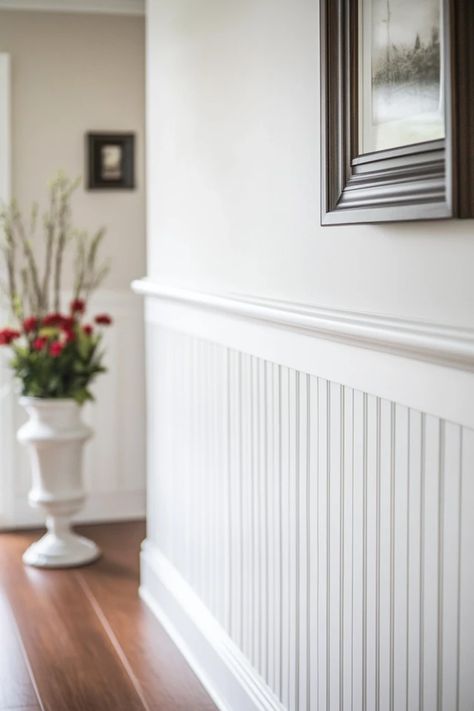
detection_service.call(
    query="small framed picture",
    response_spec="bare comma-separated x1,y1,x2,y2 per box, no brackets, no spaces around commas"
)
86,132,135,190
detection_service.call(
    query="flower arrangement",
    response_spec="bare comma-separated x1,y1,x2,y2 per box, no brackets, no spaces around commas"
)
0,174,112,404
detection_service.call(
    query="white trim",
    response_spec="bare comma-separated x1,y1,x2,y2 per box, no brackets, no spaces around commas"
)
132,279,474,372
0,0,144,15
134,279,474,429
140,541,285,711
0,54,10,204
0,54,14,528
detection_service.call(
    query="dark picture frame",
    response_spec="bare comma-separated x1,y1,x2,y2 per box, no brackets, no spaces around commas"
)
87,133,135,190
320,0,474,224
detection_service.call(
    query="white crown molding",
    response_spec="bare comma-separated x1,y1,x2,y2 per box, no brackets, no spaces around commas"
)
0,0,144,16
132,278,474,372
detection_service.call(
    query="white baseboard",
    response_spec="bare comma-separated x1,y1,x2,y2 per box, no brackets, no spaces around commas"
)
3,490,145,529
140,540,285,711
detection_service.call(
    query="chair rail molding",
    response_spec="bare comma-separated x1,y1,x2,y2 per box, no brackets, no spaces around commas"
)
132,278,474,429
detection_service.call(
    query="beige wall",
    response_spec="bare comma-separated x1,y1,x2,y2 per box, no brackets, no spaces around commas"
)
146,0,474,328
0,9,145,290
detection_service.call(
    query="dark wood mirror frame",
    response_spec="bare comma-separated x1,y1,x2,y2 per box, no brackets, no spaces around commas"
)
320,0,474,225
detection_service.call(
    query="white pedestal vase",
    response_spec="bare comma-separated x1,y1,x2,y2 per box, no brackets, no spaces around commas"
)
17,397,100,568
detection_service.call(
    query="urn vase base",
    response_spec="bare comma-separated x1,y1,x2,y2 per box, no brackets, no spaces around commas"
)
18,397,97,569
22,531,101,569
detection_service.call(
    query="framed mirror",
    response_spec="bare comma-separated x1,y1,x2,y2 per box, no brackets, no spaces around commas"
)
320,0,474,224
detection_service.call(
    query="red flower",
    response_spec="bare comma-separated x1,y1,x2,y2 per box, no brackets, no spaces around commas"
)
0,328,20,345
49,341,64,357
70,299,85,315
42,312,63,327
23,316,38,333
83,324,93,336
94,313,112,326
33,337,47,351
63,328,75,344
60,316,75,331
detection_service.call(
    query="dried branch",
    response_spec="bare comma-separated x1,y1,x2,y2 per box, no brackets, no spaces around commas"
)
0,173,108,322
41,183,58,313
13,205,42,313
73,227,109,302
0,206,17,312
53,175,80,311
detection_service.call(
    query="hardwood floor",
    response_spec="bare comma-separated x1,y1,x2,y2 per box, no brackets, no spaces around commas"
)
0,522,217,711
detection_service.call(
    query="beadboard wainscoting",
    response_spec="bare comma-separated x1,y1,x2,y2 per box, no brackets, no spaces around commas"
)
136,280,474,711
0,289,146,529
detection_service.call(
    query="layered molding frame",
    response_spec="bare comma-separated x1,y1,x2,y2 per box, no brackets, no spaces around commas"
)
320,0,474,224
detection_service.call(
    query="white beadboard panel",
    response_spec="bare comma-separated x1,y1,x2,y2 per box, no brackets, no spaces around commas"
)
0,289,146,529
142,322,474,711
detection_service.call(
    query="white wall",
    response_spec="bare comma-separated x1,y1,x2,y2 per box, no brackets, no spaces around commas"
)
0,10,146,527
142,1,474,710
146,0,474,328
0,8,146,290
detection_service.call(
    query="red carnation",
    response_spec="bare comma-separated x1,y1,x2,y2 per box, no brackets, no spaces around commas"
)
94,313,112,326
70,298,85,315
33,337,47,351
23,316,38,333
83,324,93,336
0,328,20,345
42,312,62,327
49,341,64,358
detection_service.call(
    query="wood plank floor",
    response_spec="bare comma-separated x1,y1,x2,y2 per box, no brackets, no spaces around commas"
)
0,521,217,711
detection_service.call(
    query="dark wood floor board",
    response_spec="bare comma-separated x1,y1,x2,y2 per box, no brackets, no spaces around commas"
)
0,591,41,710
0,531,145,711
76,523,218,711
0,522,217,711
